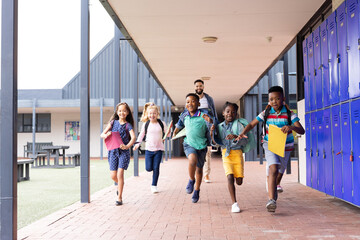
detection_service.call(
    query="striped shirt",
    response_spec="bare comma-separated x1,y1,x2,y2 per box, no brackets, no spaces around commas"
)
256,105,300,151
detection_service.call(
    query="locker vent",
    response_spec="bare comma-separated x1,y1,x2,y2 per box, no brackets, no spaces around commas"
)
354,109,360,118
315,35,320,44
309,41,313,48
333,114,338,122
339,12,345,23
343,112,348,120
321,29,327,38
349,3,356,13
329,21,335,31
325,116,330,124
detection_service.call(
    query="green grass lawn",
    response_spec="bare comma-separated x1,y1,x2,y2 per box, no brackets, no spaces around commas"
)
18,158,145,229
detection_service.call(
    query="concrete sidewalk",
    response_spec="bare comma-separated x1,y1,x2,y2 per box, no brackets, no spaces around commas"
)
18,157,360,240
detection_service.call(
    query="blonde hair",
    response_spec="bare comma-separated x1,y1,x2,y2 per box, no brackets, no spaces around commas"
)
140,102,160,122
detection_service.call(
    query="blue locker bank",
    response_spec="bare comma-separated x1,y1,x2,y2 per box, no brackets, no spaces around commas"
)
303,0,360,207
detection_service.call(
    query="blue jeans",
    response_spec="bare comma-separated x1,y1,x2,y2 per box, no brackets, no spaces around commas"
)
145,150,163,186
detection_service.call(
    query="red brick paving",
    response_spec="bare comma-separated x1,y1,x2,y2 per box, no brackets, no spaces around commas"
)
18,157,360,240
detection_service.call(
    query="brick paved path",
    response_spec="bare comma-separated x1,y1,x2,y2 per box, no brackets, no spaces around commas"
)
18,157,360,240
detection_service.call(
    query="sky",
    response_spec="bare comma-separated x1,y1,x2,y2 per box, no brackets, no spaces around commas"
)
4,0,114,89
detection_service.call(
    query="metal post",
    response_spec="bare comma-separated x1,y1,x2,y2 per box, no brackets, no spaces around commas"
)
159,89,164,161
257,83,264,164
146,72,150,103
32,98,36,158
80,0,90,203
133,57,139,176
283,52,291,174
164,96,168,161
168,100,172,159
154,83,158,106
114,25,121,107
1,0,18,238
100,97,104,160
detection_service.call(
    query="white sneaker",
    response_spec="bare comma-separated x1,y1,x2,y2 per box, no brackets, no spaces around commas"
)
231,202,241,213
151,186,158,193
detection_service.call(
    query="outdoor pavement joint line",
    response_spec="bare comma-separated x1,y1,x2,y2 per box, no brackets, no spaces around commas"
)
47,207,83,226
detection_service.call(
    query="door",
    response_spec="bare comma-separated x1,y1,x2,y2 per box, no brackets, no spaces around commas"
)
317,110,325,192
328,11,340,105
320,20,331,107
308,33,316,111
305,114,312,187
323,108,333,195
303,39,310,112
314,27,322,110
311,112,318,189
351,99,360,205
341,103,352,202
332,105,342,198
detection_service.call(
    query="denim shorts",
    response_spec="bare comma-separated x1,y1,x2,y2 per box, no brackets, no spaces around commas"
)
183,142,207,168
263,142,291,176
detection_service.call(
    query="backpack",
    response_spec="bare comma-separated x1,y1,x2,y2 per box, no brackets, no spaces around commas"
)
262,105,292,138
144,119,164,141
217,118,256,153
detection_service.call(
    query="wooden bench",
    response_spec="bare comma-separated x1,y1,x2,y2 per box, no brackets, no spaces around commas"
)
23,142,53,158
32,153,47,167
17,159,34,182
66,153,80,166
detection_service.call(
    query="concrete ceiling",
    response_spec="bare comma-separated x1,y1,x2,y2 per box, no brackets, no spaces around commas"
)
104,0,326,111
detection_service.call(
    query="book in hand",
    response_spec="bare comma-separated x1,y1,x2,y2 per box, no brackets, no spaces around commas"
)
268,124,287,157
105,132,124,150
163,120,173,140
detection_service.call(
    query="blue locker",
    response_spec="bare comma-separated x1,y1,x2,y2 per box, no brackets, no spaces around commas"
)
320,20,331,107
305,114,312,186
311,112,318,189
328,11,340,105
303,39,310,113
351,99,360,205
347,0,360,99
337,2,349,102
332,105,342,198
314,27,323,110
323,109,333,195
316,110,325,192
308,33,316,111
341,103,352,202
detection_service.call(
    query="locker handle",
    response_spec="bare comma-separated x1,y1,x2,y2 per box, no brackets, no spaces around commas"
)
346,46,350,52
323,150,326,159
337,54,341,63
316,150,319,157
314,69,317,76
350,151,354,162
336,151,342,155
310,148,313,157
358,39,360,50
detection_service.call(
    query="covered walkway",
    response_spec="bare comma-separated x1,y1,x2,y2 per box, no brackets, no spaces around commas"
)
18,157,360,240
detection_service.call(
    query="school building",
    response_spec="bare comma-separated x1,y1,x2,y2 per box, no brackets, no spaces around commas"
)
2,0,360,238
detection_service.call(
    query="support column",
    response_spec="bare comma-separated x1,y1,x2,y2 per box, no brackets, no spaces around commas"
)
133,57,139,176
257,84,264,164
146,72,150,103
168,100,172,159
164,96,168,161
80,0,90,203
114,25,121,107
283,52,291,174
32,98,36,158
100,97,104,160
1,0,18,238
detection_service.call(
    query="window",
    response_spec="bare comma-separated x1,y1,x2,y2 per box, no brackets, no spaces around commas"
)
17,113,51,133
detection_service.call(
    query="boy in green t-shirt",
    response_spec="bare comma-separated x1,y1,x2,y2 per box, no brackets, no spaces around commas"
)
173,93,213,203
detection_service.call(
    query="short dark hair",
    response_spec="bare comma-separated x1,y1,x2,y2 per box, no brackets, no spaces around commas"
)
194,79,204,85
185,93,199,101
268,86,284,95
222,101,239,113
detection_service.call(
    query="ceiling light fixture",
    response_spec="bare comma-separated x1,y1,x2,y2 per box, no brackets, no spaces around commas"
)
202,36,218,43
201,77,211,81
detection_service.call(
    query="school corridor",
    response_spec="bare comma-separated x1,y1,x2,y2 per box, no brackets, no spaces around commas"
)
18,157,360,240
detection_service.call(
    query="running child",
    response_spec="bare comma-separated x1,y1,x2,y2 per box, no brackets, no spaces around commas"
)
210,102,255,213
101,102,136,206
133,102,169,194
173,93,213,203
237,86,305,212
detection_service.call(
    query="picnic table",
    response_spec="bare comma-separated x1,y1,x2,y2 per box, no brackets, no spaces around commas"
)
42,145,70,167
17,158,34,182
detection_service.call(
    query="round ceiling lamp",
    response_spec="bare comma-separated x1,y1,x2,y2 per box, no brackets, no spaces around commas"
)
202,36,218,43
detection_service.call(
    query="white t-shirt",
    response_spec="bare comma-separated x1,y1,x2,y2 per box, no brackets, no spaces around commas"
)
199,96,209,110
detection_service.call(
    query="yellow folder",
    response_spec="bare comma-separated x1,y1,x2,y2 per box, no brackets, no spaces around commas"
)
268,124,287,157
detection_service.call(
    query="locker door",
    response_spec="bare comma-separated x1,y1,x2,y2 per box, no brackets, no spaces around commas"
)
341,103,352,202
305,114,312,187
303,39,310,112
314,27,322,110
337,2,349,102
321,20,331,107
311,112,318,189
308,33,316,111
328,11,340,105
332,105,342,198
323,109,333,195
347,0,360,99
317,111,325,192
351,99,360,205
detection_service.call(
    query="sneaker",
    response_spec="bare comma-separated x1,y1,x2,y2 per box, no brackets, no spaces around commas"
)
204,175,211,183
266,199,277,212
231,202,241,213
151,186,158,193
192,190,200,203
115,200,123,206
277,185,283,193
186,179,195,194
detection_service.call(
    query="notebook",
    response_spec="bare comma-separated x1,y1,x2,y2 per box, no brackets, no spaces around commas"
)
268,124,287,157
104,132,124,150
